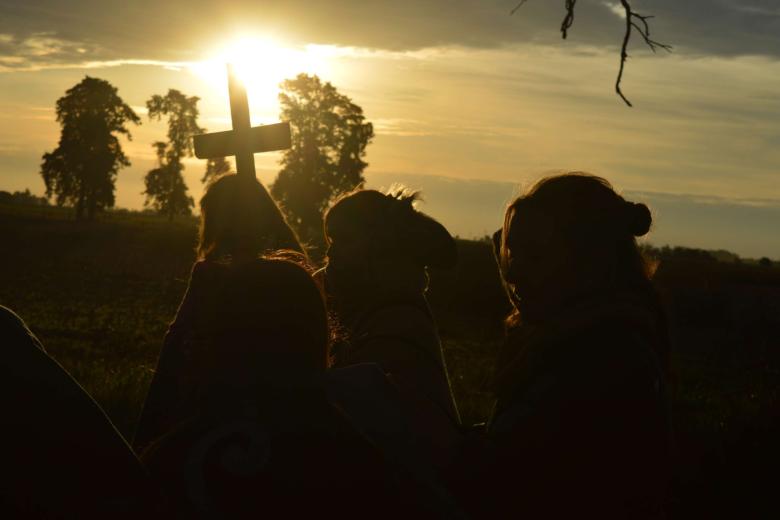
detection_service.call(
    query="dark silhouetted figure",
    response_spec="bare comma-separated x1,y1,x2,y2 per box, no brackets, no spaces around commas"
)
456,173,672,518
0,305,162,518
134,173,303,451
323,188,462,471
138,259,409,518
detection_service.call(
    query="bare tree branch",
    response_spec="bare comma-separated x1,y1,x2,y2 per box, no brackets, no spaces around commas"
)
511,0,672,106
509,0,528,16
560,0,577,39
615,0,672,106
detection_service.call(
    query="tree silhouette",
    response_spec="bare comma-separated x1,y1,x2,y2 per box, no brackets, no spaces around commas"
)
143,141,194,219
143,90,203,220
201,156,233,184
271,74,374,246
0,189,49,207
40,76,140,219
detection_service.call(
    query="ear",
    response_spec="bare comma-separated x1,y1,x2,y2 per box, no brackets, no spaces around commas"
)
407,212,457,269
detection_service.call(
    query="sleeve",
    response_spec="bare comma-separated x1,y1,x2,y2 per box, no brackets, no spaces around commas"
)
133,261,211,450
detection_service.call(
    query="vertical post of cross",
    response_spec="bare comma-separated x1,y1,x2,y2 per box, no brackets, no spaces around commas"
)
227,63,256,178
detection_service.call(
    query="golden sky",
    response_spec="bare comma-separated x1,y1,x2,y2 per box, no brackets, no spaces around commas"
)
1,0,779,257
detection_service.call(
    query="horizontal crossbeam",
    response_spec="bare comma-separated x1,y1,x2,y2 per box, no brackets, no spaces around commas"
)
193,122,291,160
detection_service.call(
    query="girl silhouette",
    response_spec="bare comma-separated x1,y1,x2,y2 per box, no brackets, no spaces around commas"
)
133,174,304,451
139,258,409,518
463,173,671,518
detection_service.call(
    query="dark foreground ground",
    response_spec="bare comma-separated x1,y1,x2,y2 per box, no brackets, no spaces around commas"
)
1,203,778,517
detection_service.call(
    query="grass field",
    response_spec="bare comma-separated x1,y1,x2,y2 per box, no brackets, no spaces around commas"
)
1,202,778,515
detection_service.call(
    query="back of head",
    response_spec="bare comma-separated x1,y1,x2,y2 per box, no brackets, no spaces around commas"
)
497,173,656,321
198,174,303,261
324,188,457,304
194,257,329,393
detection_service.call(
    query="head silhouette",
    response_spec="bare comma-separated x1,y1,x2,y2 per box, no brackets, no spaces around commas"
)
197,174,302,261
496,173,654,325
191,257,329,395
323,187,456,307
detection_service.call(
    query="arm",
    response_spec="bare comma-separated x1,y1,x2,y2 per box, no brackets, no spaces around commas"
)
133,261,212,450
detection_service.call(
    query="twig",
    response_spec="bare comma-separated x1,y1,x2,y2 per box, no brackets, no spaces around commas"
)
561,0,577,39
510,0,528,15
615,0,672,106
511,0,672,106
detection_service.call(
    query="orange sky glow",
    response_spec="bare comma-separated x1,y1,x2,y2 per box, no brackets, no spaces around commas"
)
1,2,779,257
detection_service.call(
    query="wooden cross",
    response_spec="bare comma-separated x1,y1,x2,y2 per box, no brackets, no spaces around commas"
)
193,63,291,177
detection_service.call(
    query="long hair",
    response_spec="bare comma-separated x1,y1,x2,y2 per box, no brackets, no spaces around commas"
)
191,257,331,396
497,173,670,373
197,174,304,261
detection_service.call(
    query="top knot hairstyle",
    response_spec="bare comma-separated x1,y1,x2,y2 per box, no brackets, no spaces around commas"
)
324,187,457,270
625,201,652,237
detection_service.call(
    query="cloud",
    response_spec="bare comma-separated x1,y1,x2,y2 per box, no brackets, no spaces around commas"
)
602,2,626,19
364,171,780,258
0,29,190,71
0,32,105,71
0,0,778,69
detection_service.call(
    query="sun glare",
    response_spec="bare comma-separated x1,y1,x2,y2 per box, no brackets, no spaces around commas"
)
190,35,333,124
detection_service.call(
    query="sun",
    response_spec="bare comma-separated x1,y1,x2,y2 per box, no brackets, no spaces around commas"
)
190,35,332,123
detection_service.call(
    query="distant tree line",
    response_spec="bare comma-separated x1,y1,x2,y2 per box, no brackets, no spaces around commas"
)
38,74,373,243
642,245,775,269
0,189,49,207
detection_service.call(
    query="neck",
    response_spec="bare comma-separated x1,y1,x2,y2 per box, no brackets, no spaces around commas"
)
333,285,426,331
518,284,621,327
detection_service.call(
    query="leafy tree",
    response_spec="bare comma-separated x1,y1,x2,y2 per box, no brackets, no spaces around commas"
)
143,141,194,219
143,89,203,220
201,156,233,184
271,74,374,244
0,189,49,207
40,76,140,219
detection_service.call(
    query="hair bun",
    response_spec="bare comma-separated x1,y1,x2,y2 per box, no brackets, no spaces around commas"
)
626,202,652,237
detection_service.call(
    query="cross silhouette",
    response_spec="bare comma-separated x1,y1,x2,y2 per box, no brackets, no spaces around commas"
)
193,64,291,178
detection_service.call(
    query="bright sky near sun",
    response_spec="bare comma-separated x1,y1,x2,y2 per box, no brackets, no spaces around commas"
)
1,0,779,257
189,36,333,120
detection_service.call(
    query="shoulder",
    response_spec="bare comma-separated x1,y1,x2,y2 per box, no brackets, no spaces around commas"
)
0,305,45,353
185,260,230,295
166,261,228,334
493,319,663,426
190,259,228,280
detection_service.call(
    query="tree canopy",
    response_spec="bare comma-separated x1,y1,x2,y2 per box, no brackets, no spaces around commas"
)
271,74,374,245
40,76,140,219
143,89,203,220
